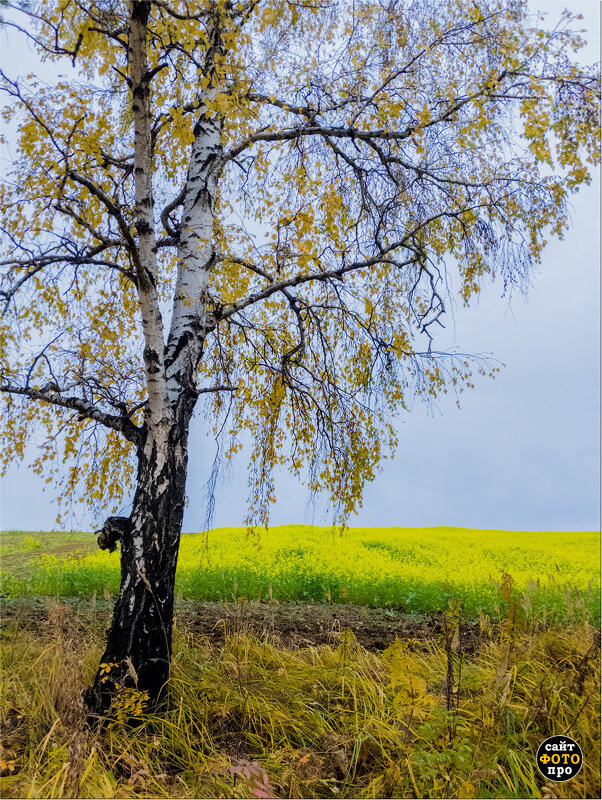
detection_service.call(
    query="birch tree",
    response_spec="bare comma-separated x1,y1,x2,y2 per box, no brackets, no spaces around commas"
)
1,0,598,714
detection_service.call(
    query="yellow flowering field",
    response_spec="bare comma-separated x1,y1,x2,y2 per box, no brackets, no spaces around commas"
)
1,526,598,623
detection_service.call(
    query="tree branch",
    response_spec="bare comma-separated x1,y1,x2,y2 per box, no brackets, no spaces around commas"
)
216,253,417,324
0,384,141,443
160,187,186,238
194,384,239,396
66,171,139,262
223,73,510,165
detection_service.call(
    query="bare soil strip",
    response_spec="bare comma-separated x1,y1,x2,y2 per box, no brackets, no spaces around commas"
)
0,598,484,652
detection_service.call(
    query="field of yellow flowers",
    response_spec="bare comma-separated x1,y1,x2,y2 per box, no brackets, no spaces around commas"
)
1,526,599,623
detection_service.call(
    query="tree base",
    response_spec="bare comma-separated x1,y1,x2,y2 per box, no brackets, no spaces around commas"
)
83,656,169,725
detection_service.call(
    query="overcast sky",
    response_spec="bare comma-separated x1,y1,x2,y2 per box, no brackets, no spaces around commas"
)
0,1,599,533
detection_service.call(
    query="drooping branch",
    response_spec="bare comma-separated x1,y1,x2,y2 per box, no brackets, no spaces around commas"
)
54,202,127,249
216,252,417,325
279,291,307,370
223,76,509,166
66,171,138,261
246,91,316,119
0,383,141,443
0,7,84,63
0,244,136,313
0,263,44,313
150,0,211,22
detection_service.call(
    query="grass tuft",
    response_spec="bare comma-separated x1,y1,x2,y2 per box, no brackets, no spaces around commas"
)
1,601,599,799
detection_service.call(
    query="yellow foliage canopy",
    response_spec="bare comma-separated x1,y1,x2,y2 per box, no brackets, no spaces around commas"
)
0,0,599,525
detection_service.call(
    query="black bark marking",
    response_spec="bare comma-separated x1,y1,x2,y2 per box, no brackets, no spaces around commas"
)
130,0,151,23
136,219,152,235
204,250,217,273
143,346,161,373
164,328,196,369
193,187,211,209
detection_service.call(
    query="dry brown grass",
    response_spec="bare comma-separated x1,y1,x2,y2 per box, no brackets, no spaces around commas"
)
1,600,599,799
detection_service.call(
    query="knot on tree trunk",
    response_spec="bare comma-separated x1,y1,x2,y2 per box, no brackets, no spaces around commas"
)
95,515,132,553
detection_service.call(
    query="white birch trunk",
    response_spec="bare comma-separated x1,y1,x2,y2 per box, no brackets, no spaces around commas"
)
86,6,225,716
165,108,222,405
128,0,171,431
